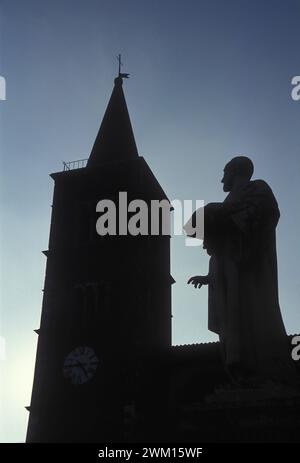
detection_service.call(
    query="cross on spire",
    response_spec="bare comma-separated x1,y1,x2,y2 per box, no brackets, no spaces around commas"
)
117,53,122,76
117,54,130,79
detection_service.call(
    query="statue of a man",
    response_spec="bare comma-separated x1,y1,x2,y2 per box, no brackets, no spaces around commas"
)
186,156,297,383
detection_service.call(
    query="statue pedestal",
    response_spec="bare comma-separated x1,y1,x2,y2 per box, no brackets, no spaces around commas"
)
176,382,300,442
204,380,300,405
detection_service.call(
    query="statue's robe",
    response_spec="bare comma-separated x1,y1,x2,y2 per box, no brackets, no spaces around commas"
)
190,180,297,382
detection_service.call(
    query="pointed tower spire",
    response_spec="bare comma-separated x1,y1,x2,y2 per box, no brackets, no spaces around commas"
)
87,64,138,167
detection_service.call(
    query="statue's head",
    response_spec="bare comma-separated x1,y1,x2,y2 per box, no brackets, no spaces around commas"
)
221,156,254,192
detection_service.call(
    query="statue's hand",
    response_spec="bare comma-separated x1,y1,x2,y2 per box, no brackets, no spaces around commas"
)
187,275,209,288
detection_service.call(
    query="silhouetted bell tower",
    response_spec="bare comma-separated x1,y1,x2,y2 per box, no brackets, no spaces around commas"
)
26,72,173,442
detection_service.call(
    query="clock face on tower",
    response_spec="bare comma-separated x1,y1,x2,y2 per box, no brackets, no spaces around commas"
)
63,346,99,385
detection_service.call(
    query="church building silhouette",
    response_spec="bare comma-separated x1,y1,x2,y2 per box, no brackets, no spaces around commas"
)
26,72,300,443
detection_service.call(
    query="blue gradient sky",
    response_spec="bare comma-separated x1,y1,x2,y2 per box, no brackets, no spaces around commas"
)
1,0,299,442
